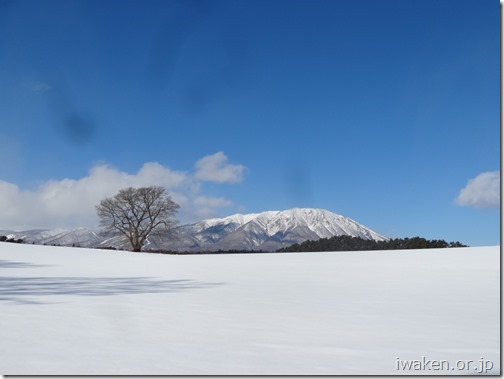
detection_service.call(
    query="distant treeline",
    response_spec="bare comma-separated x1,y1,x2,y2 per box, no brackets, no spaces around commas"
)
88,247,269,254
144,249,268,255
0,236,24,244
276,235,468,253
0,234,468,254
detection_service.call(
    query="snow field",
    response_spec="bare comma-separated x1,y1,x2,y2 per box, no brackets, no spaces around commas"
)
0,243,499,375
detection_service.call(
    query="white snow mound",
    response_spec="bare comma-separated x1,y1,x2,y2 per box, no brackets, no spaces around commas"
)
0,243,499,375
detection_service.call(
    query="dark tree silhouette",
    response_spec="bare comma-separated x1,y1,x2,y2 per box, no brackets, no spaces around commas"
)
276,235,468,252
96,186,179,252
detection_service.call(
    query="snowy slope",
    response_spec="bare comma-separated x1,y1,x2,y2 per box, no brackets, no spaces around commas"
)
0,243,499,375
0,228,102,247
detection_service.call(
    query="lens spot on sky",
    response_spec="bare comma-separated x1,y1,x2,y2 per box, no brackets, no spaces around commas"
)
63,112,95,145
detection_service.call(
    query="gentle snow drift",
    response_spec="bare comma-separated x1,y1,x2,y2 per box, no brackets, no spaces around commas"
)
0,243,499,375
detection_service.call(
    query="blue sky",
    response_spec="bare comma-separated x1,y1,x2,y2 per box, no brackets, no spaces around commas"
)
0,0,500,246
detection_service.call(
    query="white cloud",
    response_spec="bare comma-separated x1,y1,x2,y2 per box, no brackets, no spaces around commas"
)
190,196,233,221
194,196,232,208
0,154,246,230
194,151,246,183
455,171,500,209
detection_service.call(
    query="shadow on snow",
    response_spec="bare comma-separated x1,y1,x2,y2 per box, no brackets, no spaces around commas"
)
0,275,224,304
0,259,47,269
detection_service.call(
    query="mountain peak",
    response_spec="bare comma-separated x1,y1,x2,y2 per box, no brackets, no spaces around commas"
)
5,208,387,252
170,208,387,251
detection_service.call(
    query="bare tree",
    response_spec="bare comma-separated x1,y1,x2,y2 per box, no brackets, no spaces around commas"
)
96,186,179,252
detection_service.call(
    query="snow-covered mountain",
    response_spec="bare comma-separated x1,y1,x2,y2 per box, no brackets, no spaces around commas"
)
1,208,387,252
170,208,387,251
0,228,102,248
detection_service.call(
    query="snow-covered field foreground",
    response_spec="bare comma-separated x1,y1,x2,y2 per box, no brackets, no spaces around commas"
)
0,243,499,375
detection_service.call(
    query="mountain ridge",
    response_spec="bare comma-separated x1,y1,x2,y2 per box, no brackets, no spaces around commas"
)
1,208,387,252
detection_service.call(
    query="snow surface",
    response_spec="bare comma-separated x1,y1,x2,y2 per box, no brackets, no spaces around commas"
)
0,243,499,375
